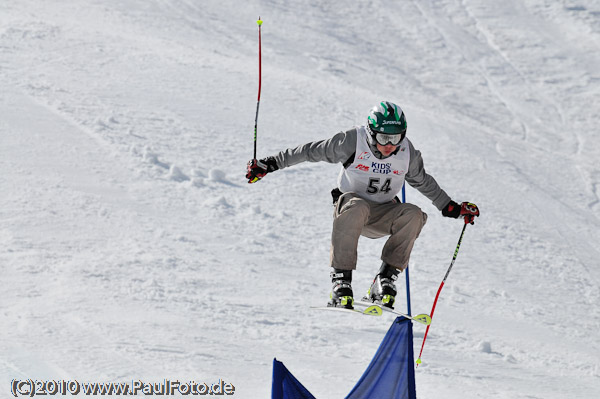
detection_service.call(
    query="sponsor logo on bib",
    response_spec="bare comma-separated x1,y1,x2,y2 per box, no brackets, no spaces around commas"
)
371,162,392,174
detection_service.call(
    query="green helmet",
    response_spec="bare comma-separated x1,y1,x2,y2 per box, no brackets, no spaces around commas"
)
367,101,407,145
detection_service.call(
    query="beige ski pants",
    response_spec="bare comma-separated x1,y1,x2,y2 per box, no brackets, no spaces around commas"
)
330,192,427,271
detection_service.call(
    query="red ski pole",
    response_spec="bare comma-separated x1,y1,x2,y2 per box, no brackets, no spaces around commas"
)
253,17,263,161
416,220,468,367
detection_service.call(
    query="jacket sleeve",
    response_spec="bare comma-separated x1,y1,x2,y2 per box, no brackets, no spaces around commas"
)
273,129,357,170
405,140,452,210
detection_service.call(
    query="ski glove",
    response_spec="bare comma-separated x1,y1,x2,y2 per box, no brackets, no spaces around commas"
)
442,200,480,225
246,157,279,183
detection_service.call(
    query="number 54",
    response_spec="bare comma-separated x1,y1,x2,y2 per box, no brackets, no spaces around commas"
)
367,178,392,194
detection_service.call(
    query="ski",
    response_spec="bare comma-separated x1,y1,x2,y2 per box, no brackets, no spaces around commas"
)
311,302,431,325
354,300,432,325
311,304,383,316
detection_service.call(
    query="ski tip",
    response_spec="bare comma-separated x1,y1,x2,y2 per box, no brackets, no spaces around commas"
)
414,314,432,325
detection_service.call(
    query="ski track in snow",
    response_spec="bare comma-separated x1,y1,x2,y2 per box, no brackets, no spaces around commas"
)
1,1,600,398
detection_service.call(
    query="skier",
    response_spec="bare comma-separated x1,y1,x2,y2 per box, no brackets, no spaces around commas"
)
246,101,479,310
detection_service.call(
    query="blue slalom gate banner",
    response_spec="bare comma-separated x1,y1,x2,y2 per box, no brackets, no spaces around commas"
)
272,317,416,399
272,358,316,399
346,317,416,399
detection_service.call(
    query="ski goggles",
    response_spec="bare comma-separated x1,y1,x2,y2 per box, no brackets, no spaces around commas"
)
374,131,404,146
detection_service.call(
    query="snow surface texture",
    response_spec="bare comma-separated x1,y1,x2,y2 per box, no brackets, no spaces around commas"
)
1,0,599,398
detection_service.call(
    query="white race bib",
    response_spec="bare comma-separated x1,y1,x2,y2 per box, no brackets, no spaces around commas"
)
337,126,410,203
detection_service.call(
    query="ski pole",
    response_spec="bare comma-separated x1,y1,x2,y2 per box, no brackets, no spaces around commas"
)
402,184,413,317
253,17,263,160
416,220,468,367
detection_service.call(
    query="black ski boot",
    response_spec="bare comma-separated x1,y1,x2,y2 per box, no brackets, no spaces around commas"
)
328,269,354,309
367,262,401,309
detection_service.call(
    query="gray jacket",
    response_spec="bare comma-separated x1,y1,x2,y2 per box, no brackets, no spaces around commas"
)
273,127,452,210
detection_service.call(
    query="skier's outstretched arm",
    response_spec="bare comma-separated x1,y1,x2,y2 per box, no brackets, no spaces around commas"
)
246,129,357,183
404,140,480,224
404,140,452,209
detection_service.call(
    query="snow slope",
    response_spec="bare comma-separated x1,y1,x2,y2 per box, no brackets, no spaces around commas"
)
1,0,599,398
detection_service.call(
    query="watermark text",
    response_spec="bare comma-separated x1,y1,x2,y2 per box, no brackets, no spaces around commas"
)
10,379,235,396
